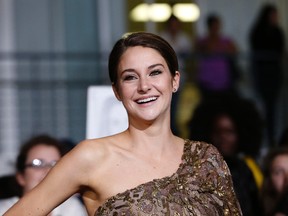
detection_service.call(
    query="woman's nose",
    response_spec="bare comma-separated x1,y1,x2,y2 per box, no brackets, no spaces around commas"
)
137,77,151,93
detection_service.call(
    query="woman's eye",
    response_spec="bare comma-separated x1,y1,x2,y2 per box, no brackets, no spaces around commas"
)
150,70,162,76
123,75,136,81
272,169,284,176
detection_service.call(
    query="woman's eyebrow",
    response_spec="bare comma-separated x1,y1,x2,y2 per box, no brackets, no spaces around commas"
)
148,63,164,69
121,63,164,74
121,68,135,74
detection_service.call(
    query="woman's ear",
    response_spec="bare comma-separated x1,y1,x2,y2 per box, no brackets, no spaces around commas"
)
112,84,121,101
172,71,180,92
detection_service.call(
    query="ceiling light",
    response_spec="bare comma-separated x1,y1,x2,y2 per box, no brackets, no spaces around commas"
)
149,4,171,22
173,3,200,22
130,3,171,22
130,3,149,22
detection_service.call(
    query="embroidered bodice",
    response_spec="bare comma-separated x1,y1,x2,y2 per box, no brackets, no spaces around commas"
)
95,140,242,215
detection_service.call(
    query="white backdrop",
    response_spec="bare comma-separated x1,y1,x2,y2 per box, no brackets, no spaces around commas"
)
86,86,128,139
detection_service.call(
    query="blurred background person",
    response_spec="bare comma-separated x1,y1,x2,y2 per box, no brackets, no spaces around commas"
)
249,3,286,147
195,13,239,100
0,134,87,216
188,95,263,215
260,147,288,216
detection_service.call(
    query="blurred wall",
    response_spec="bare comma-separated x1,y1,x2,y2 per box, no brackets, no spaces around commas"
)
0,0,126,176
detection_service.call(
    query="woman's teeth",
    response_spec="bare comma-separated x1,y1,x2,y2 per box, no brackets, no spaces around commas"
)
137,97,157,104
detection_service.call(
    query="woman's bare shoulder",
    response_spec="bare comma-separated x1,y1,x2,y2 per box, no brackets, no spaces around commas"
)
56,135,123,187
69,136,118,163
68,134,128,169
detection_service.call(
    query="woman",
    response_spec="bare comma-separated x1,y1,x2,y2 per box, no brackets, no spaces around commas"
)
0,134,87,216
4,32,242,215
195,14,238,99
260,148,288,216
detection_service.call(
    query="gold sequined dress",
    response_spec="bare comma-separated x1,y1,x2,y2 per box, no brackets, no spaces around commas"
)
95,140,242,215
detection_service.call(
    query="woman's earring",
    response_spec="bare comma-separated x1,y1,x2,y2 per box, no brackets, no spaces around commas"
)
173,88,177,93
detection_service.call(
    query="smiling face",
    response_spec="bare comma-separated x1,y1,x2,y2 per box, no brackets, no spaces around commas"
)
113,46,179,124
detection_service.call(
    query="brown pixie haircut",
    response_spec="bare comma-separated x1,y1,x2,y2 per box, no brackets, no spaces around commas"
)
108,32,179,86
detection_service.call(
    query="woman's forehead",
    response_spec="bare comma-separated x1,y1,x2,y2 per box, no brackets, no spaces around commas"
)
119,46,166,67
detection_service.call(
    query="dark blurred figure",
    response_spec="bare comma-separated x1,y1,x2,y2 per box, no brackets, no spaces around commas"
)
279,127,288,147
249,4,285,147
0,175,21,199
188,95,263,215
260,147,288,216
195,13,239,100
59,137,77,154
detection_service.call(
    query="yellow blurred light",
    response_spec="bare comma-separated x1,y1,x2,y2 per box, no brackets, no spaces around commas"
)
130,3,149,22
130,3,171,22
173,3,200,22
149,4,171,22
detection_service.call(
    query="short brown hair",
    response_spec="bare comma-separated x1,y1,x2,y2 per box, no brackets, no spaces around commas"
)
108,32,179,85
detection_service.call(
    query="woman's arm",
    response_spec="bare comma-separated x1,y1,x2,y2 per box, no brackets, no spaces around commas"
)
4,140,95,216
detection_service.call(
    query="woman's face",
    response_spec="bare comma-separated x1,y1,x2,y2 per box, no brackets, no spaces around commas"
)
270,154,288,194
269,10,278,25
17,144,61,194
211,114,238,157
113,46,179,123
